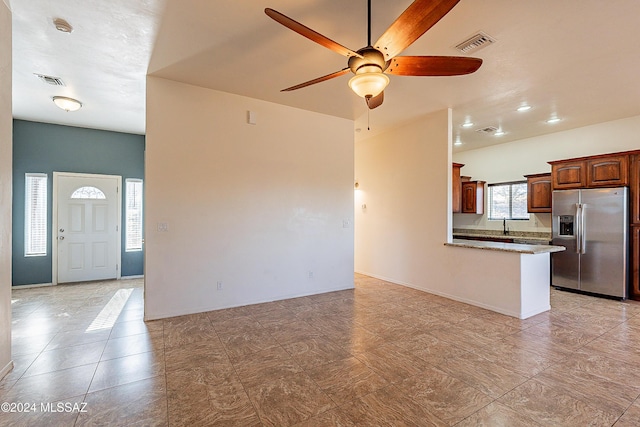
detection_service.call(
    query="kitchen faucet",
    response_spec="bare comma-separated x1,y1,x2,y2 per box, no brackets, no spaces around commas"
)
503,218,509,235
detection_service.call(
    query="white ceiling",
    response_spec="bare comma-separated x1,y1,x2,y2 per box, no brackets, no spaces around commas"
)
9,0,640,152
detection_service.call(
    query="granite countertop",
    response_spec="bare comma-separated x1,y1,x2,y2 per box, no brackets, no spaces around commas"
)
446,238,566,254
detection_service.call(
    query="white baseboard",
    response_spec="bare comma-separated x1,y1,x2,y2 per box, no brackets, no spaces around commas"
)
121,275,144,280
0,360,14,381
12,282,54,289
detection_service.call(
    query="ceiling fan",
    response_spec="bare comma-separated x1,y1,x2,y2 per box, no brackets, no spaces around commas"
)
265,0,482,109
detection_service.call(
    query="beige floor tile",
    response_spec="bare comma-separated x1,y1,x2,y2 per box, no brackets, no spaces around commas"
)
232,345,303,388
11,333,56,356
307,356,389,404
393,331,469,367
77,377,167,426
4,364,96,403
614,398,640,427
264,319,325,345
283,337,353,370
89,351,165,392
499,380,619,426
163,321,219,349
219,328,281,359
101,329,164,360
245,372,334,427
338,384,448,427
397,366,493,424
22,341,107,377
473,338,558,378
438,351,528,399
109,318,163,339
456,401,544,427
164,339,229,372
353,342,432,384
295,408,356,427
44,328,111,351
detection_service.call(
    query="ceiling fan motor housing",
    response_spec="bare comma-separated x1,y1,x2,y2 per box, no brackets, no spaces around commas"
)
348,47,390,74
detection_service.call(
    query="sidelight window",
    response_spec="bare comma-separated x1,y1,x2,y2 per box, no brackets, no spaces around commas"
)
25,173,48,256
126,179,143,251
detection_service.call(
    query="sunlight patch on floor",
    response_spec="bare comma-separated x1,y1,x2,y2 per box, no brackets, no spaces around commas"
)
86,288,133,332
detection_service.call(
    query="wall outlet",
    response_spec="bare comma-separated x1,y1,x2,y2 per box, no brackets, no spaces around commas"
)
217,281,223,290
308,271,314,279
157,222,168,232
342,219,351,228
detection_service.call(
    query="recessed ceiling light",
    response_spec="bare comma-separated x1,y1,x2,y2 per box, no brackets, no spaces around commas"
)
546,117,561,124
517,105,531,112
53,18,73,33
53,96,82,112
494,130,505,136
461,122,474,128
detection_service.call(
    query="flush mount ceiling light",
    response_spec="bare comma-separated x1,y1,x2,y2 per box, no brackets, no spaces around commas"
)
461,122,474,128
546,117,561,124
517,105,531,112
53,18,73,33
53,96,82,112
494,130,505,136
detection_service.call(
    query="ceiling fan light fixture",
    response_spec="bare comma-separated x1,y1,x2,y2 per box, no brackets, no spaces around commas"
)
348,73,389,98
53,96,82,112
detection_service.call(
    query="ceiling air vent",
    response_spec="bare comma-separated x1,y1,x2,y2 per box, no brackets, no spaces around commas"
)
476,126,498,134
35,73,65,86
455,31,496,54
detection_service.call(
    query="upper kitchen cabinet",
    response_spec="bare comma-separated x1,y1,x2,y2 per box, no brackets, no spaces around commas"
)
586,154,629,187
452,163,464,213
550,153,629,189
630,153,640,224
461,180,485,214
550,160,586,189
524,173,552,213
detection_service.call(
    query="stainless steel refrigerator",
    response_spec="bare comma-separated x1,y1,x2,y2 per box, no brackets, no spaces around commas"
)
552,187,628,298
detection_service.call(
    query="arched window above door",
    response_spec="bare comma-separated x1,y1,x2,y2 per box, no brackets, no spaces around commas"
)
71,186,106,199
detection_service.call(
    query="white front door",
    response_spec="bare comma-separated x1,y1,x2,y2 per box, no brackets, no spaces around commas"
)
55,173,121,284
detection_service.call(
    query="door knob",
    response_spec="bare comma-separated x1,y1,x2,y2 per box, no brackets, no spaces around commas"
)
59,228,65,232
59,236,65,240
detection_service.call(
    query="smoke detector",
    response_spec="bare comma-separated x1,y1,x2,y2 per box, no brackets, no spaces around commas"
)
53,18,73,33
35,74,65,86
455,32,496,54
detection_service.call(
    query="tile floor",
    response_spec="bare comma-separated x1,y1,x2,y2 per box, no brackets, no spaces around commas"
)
2,274,640,426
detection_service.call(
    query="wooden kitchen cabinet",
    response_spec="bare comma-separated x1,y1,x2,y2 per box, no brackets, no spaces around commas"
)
550,153,629,189
525,173,552,213
550,160,586,189
586,154,629,187
631,154,640,224
461,180,485,214
452,163,464,213
632,225,640,299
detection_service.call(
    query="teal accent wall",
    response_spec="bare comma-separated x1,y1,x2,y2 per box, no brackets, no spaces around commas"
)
12,120,145,286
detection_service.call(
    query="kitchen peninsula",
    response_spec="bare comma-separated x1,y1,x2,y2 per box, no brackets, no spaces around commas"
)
443,239,565,319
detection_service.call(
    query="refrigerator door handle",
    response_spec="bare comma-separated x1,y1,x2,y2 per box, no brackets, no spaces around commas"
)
575,203,582,254
580,203,587,254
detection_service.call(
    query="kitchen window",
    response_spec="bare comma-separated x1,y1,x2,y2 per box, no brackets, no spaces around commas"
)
488,181,529,220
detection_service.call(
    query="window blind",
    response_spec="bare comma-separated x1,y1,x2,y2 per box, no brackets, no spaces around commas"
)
25,173,48,256
126,179,143,251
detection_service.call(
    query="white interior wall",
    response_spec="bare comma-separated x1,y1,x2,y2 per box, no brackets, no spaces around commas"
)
145,77,354,320
0,0,13,379
355,110,452,284
354,109,532,314
453,114,640,234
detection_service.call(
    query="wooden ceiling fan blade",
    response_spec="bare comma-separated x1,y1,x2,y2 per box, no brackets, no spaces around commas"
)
374,0,460,60
281,68,351,92
366,92,384,109
265,8,363,59
385,56,482,76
